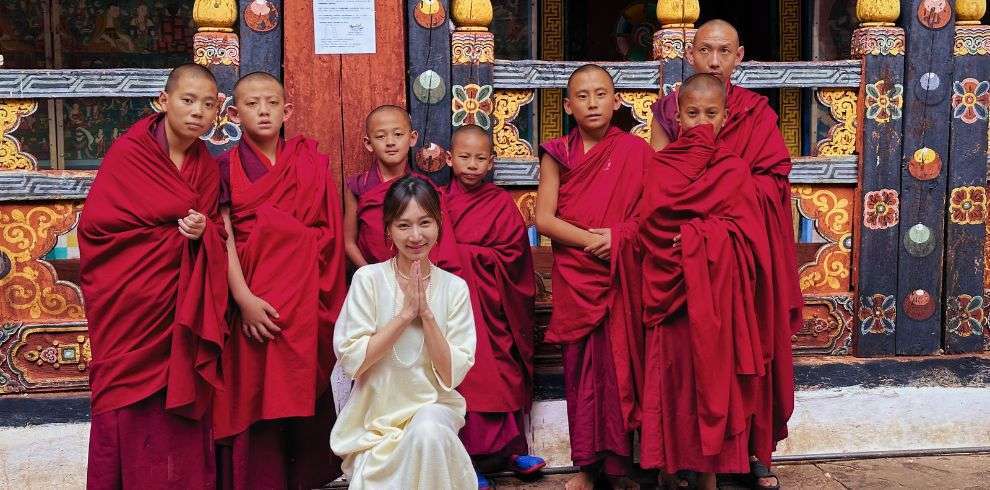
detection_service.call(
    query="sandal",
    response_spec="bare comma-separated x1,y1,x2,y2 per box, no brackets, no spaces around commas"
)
510,454,547,476
477,471,495,490
749,458,780,490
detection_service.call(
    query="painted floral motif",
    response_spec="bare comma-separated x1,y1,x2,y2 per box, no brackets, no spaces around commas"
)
949,186,987,225
452,84,494,130
947,295,985,337
863,189,899,230
952,78,990,124
859,293,896,335
864,80,903,124
200,92,242,146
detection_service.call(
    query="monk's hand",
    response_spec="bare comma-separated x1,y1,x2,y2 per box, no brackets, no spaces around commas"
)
585,228,612,261
672,234,681,249
238,293,281,342
178,209,206,240
414,261,435,322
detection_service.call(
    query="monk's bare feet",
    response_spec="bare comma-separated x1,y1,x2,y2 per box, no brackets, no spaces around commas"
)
565,471,596,490
607,475,640,489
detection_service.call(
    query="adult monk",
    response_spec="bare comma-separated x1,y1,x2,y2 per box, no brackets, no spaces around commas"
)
79,63,227,489
650,19,801,489
212,72,347,489
445,125,544,489
536,64,652,490
640,73,775,490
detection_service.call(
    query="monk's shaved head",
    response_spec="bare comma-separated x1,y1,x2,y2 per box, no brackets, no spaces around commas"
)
451,124,493,153
566,64,614,96
686,19,744,83
365,104,412,133
233,71,284,99
164,63,217,93
677,73,726,106
694,19,741,47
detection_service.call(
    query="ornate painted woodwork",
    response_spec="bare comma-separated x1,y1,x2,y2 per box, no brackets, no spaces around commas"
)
408,0,453,182
851,2,906,356
895,0,955,355
945,11,990,353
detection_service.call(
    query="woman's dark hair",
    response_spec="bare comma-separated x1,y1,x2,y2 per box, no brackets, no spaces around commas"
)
383,175,443,238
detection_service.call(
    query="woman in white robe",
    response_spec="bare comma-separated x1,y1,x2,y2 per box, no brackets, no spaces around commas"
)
331,176,478,490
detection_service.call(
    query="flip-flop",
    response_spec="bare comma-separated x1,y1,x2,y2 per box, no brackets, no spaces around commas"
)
510,454,547,476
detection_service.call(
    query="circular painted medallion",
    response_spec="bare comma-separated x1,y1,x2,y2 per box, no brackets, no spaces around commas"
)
920,72,941,91
414,0,447,29
413,70,446,105
904,289,936,320
908,147,942,181
244,0,279,33
415,143,451,173
904,223,936,257
918,0,951,30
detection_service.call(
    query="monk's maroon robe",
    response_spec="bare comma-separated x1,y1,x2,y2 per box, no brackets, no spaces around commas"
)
639,124,773,473
653,86,801,463
214,137,346,489
446,179,536,458
540,126,651,475
80,114,228,489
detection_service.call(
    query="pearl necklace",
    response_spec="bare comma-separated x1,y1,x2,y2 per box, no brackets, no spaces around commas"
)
392,258,432,282
388,258,433,367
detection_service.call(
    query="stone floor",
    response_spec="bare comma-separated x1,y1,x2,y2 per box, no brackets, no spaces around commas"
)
490,453,990,489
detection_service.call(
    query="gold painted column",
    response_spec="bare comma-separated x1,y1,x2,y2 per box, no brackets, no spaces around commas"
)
651,0,699,94
779,0,802,156
444,0,495,184
539,0,564,142
193,0,240,152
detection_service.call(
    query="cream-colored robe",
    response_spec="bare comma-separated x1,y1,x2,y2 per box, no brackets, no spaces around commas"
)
331,261,478,490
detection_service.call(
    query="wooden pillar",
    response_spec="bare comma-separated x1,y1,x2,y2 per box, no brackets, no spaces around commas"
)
851,0,906,356
944,0,989,352
448,0,495,185
193,0,240,154
238,0,283,78
408,0,453,183
283,0,406,181
651,0,699,94
895,0,955,355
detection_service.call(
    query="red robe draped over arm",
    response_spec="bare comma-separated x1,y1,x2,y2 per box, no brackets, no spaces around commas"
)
446,179,536,412
639,124,772,471
212,137,347,439
540,126,652,431
78,113,228,420
652,87,800,460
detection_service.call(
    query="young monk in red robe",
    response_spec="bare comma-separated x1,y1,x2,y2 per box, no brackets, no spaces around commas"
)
79,63,227,489
536,64,652,490
649,20,799,489
639,73,775,490
445,125,545,489
211,72,347,489
343,105,463,273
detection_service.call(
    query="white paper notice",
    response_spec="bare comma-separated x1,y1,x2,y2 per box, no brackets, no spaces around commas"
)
313,0,376,54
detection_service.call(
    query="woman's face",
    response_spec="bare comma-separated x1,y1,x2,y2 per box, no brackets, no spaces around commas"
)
388,199,438,262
